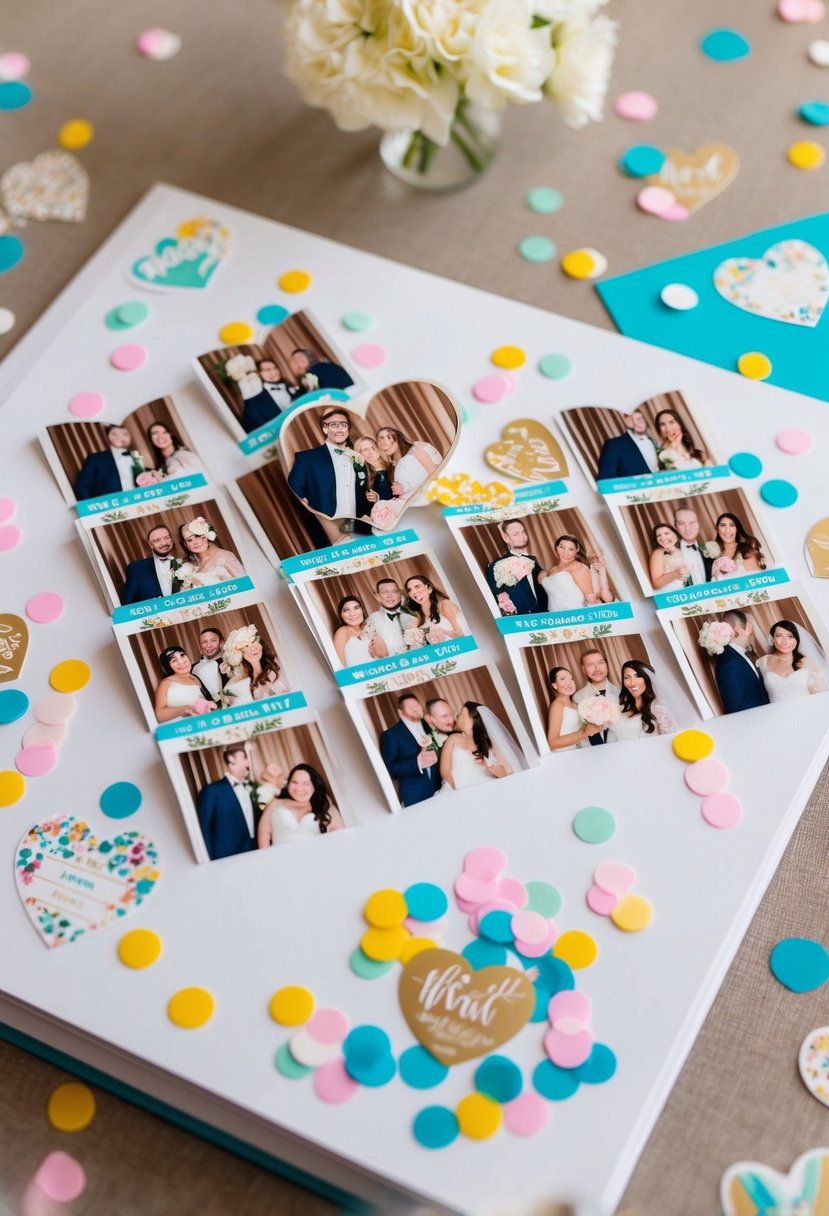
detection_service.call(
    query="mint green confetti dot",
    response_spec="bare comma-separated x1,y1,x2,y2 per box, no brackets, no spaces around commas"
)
538,353,572,379
573,805,616,844
526,186,564,214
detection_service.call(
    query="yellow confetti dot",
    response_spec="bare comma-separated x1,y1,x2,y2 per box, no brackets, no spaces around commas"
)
552,929,598,970
219,321,254,344
561,249,599,280
364,888,408,928
610,893,654,933
278,269,312,293
490,345,526,370
672,729,714,762
787,140,825,170
0,770,25,806
456,1092,502,1139
737,351,772,380
49,659,91,693
399,937,438,965
57,119,94,150
117,928,163,970
47,1082,96,1132
269,984,315,1026
360,925,410,962
167,986,215,1028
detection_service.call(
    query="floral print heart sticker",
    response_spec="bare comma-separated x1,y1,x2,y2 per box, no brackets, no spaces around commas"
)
721,1147,829,1216
131,217,230,291
15,817,160,948
713,239,829,328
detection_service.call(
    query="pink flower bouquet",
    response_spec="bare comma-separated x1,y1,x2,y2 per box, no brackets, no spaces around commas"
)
493,555,535,588
577,696,620,728
698,620,734,655
193,699,216,715
136,470,163,487
370,499,401,530
711,555,738,579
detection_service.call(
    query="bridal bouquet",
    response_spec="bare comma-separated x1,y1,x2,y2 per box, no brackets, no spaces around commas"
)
577,695,620,728
657,447,680,471
711,555,738,579
698,620,733,656
403,626,427,648
492,554,535,587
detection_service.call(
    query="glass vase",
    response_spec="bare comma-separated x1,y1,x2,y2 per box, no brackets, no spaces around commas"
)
379,100,502,191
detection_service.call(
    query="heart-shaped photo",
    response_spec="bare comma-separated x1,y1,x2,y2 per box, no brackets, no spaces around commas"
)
398,947,534,1065
0,613,28,684
131,216,230,291
646,142,739,213
485,419,569,483
15,817,160,949
0,150,89,223
714,239,829,328
278,381,461,539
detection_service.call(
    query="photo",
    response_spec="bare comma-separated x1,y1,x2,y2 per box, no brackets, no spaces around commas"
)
117,599,293,729
168,718,349,863
194,309,359,439
230,456,340,564
612,485,780,599
663,588,829,718
279,380,460,541
560,389,722,488
42,395,210,507
347,662,533,812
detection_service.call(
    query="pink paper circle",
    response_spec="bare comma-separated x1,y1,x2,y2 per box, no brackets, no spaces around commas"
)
547,990,591,1030
684,756,729,796
110,343,148,371
472,376,507,404
701,791,743,829
404,915,447,936
496,372,519,395
457,895,482,915
636,186,676,216
0,524,21,550
471,897,520,934
511,909,551,945
776,427,813,455
586,884,617,915
544,1025,593,1069
594,861,637,897
779,0,825,20
136,28,167,54
306,1007,349,1046
464,846,508,881
68,390,105,418
615,90,658,121
660,202,691,221
313,1057,359,1103
503,1091,549,1136
0,52,31,81
497,876,528,908
15,744,58,777
455,872,499,905
352,343,387,368
514,923,557,957
22,721,67,748
34,1151,86,1203
25,592,65,623
34,692,77,725
0,497,16,523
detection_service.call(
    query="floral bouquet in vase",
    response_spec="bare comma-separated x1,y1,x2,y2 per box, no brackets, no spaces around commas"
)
698,620,734,656
577,695,620,729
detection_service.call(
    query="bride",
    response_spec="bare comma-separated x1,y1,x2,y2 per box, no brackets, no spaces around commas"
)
176,517,245,588
257,763,345,847
403,574,468,642
377,426,441,497
221,625,289,705
147,421,206,480
711,512,766,578
607,660,674,742
153,645,216,722
439,702,520,790
654,408,709,471
756,619,826,701
546,667,601,751
539,535,614,612
648,522,689,592
333,595,388,667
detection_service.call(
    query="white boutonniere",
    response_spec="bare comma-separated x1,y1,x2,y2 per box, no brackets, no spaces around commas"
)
130,448,145,478
348,449,367,481
701,541,722,560
301,372,320,391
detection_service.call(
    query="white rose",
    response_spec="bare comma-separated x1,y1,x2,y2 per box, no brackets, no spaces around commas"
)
544,11,618,127
533,0,608,21
401,0,484,63
464,0,555,109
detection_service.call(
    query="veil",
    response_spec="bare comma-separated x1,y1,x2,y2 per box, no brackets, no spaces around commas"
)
478,706,528,773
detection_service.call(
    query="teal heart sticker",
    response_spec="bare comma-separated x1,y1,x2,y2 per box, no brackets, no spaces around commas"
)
131,216,230,290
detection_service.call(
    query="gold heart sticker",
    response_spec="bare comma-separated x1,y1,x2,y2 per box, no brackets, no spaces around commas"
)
398,948,534,1066
0,614,28,684
806,518,829,578
646,143,740,213
484,419,569,484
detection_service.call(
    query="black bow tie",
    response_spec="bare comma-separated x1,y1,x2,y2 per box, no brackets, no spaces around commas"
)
386,610,401,619
596,688,606,696
117,450,132,457
684,543,699,551
232,779,250,789
156,556,172,565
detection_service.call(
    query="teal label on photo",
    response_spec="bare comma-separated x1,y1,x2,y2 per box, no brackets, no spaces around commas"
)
77,475,207,516
654,567,790,610
599,465,730,497
155,691,308,741
335,635,478,687
239,388,350,457
281,529,420,579
497,601,634,635
112,576,255,624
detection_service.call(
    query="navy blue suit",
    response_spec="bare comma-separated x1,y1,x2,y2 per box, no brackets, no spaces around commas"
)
75,450,130,500
380,720,441,807
121,557,164,605
597,433,655,481
241,383,294,435
288,444,369,520
715,645,770,714
486,552,546,616
196,776,256,861
306,361,353,392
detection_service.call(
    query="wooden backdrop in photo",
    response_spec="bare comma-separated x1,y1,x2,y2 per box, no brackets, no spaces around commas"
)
521,636,652,735
673,596,817,715
305,556,451,642
562,390,714,483
458,506,622,606
236,460,330,558
196,311,353,423
46,397,196,492
127,604,281,710
619,489,774,591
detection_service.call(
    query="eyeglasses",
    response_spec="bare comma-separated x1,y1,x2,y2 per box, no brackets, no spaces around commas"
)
323,420,349,429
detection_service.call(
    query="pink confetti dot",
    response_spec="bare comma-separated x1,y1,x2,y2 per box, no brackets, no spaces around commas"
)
684,756,729,796
511,909,550,945
22,722,66,748
594,861,637,898
472,376,506,404
503,1091,549,1136
779,0,825,20
25,592,65,624
313,1057,359,1104
586,884,617,916
0,52,30,81
306,1007,349,1046
636,186,676,216
776,427,813,454
404,915,447,936
0,524,21,551
16,744,58,777
514,922,557,957
496,372,519,395
110,343,147,371
615,90,658,121
352,343,387,368
544,1025,593,1069
547,990,591,1030
135,27,182,59
464,846,507,881
0,497,16,523
68,390,105,418
33,1151,86,1203
497,876,527,908
454,872,498,905
701,791,743,829
660,202,691,221
34,692,77,725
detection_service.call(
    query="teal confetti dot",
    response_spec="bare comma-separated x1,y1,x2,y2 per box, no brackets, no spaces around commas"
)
344,1025,391,1060
413,1106,459,1149
538,353,572,380
349,947,394,980
799,101,829,126
700,28,751,61
770,937,829,992
341,309,374,332
117,300,150,326
728,452,763,479
461,401,481,425
104,308,131,331
275,1042,313,1078
0,81,32,110
530,983,552,1022
478,909,514,944
404,881,447,922
526,186,564,214
462,939,507,970
399,1046,448,1089
518,235,556,264
572,805,616,844
475,1055,523,1103
532,1061,580,1101
619,144,666,177
0,235,24,274
257,304,290,326
99,782,143,819
525,881,562,919
573,1043,617,1084
534,955,575,994
0,689,29,724
760,478,798,508
345,1050,396,1087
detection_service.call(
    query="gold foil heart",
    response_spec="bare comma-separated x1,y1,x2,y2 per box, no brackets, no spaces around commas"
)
806,518,829,578
484,419,569,483
646,143,740,213
0,614,28,683
398,948,534,1066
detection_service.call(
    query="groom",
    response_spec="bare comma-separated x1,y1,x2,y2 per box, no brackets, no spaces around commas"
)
596,409,659,481
714,610,770,714
121,524,180,604
674,506,714,586
287,408,370,535
366,578,417,655
485,519,546,616
74,424,139,500
240,358,295,434
380,693,444,807
196,745,259,860
573,648,621,746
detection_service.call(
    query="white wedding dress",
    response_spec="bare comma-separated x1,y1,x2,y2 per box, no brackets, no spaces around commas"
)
164,448,206,479
181,552,245,588
424,609,469,640
442,745,495,790
266,804,323,845
551,705,585,751
343,634,374,665
756,656,824,701
540,570,586,612
163,681,206,710
607,702,674,742
654,550,688,594
395,443,442,496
